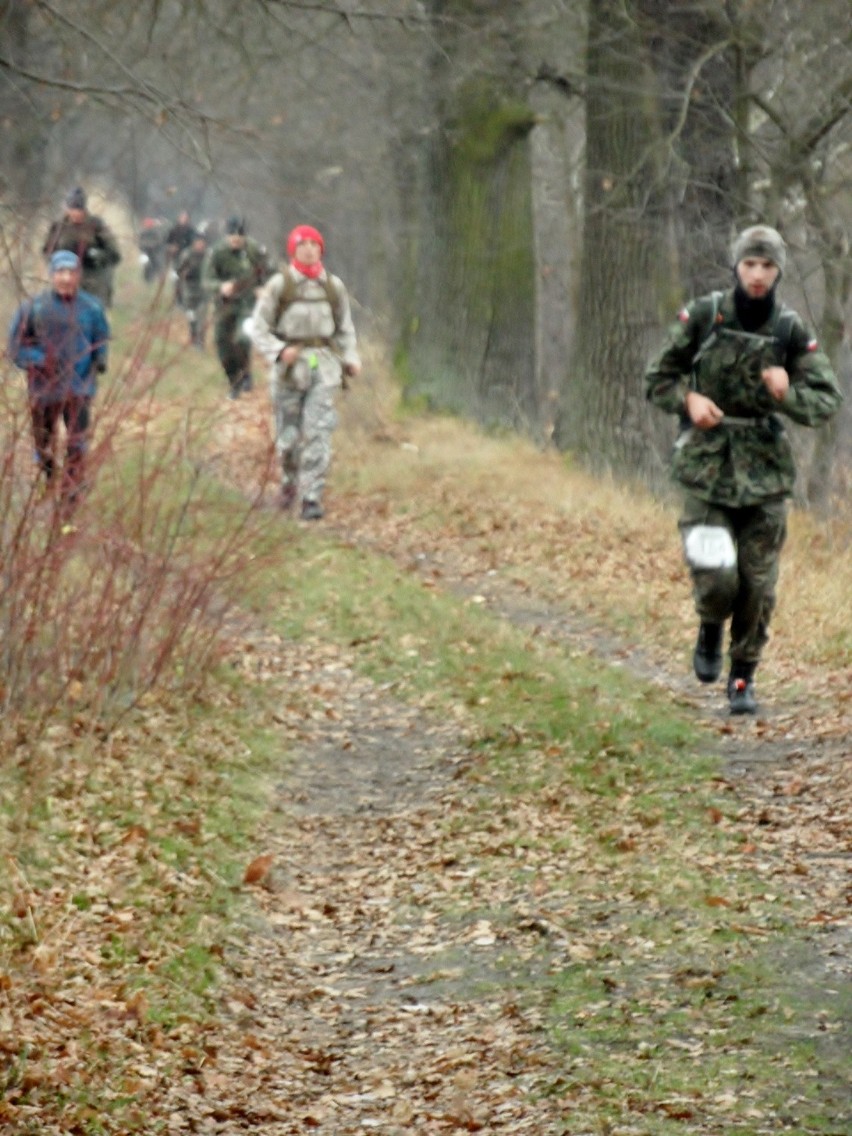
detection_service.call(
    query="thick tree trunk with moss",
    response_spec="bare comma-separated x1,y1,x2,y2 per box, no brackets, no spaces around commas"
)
405,84,539,431
804,235,852,513
400,0,581,439
556,0,673,483
0,0,48,203
638,0,739,294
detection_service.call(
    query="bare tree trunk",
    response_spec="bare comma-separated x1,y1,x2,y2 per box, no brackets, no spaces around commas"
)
403,4,540,432
557,0,672,483
528,78,581,446
0,0,49,203
804,226,852,512
639,0,738,293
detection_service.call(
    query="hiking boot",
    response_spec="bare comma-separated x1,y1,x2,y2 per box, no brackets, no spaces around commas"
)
300,499,324,521
727,663,758,715
693,621,723,683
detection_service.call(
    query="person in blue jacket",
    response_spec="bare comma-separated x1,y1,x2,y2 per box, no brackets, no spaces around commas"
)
8,250,110,507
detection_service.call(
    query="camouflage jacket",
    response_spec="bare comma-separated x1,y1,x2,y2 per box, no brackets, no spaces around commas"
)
202,238,270,314
175,246,208,308
42,214,122,289
645,289,842,506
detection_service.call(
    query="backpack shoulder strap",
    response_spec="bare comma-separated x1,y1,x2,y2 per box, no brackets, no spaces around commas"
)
273,269,297,326
691,290,725,368
769,304,796,365
323,273,343,323
274,268,343,326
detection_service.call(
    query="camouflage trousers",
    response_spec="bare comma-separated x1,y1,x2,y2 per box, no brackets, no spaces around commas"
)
272,371,338,506
82,268,114,308
213,303,252,392
678,493,788,665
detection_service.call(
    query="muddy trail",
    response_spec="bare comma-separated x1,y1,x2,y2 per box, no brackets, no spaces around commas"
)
166,393,851,1135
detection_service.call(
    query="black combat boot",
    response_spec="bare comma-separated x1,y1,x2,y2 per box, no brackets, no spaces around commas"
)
693,621,723,683
301,499,324,521
279,483,297,511
727,661,757,715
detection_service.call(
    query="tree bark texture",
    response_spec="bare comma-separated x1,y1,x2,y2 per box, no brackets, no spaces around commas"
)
558,0,673,483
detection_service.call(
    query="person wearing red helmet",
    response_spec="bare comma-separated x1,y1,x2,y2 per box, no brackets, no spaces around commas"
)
251,224,361,519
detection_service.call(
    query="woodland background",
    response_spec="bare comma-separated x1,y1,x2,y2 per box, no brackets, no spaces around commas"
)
1,0,851,499
1,5,851,1132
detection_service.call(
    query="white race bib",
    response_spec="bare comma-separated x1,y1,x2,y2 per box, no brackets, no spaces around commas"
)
684,525,737,570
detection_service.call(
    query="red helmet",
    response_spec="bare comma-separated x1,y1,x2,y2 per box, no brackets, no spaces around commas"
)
287,225,324,258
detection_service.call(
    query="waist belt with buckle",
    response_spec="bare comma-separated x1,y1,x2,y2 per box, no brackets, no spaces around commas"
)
289,337,331,348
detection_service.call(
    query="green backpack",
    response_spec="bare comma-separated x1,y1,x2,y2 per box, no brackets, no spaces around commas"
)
273,268,343,328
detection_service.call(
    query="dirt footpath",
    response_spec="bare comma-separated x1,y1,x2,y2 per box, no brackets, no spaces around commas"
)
176,396,849,1135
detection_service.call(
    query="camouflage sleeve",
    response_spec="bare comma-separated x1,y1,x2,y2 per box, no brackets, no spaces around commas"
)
644,299,706,415
201,248,222,298
42,221,60,258
777,317,843,427
95,218,122,266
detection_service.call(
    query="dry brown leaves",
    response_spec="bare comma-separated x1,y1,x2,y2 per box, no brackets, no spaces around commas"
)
1,365,848,1134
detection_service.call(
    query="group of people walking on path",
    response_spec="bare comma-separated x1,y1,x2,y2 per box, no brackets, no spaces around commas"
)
5,188,843,716
8,188,362,528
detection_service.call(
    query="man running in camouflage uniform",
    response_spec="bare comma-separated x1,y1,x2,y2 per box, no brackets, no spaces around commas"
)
202,216,270,398
250,224,361,520
175,231,209,348
645,225,842,714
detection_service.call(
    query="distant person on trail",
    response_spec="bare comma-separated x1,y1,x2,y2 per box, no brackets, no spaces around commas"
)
137,217,167,282
202,216,270,399
175,230,209,349
250,224,361,520
645,225,842,715
7,250,110,511
165,210,196,265
42,186,121,308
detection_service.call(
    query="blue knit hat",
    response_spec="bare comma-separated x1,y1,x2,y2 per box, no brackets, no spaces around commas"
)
50,250,80,272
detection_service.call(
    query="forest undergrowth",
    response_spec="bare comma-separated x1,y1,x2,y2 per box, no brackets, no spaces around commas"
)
0,287,849,1135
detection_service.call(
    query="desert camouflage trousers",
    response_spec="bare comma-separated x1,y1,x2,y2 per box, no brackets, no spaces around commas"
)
272,371,338,506
678,493,788,665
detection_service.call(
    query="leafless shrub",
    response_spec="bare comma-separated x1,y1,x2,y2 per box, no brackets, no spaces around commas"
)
0,320,277,743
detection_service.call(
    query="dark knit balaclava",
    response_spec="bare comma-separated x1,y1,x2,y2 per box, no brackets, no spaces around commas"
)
731,224,786,331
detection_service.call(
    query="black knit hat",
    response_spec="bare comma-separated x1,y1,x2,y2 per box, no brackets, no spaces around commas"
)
225,215,246,235
65,186,87,209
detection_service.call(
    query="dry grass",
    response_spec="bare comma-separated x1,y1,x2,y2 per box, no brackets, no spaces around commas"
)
337,343,852,681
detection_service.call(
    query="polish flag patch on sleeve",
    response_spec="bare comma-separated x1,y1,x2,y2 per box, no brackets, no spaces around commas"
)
677,308,690,323
806,338,818,352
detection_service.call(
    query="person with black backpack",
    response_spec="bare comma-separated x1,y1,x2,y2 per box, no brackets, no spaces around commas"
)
645,225,842,714
250,224,361,520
